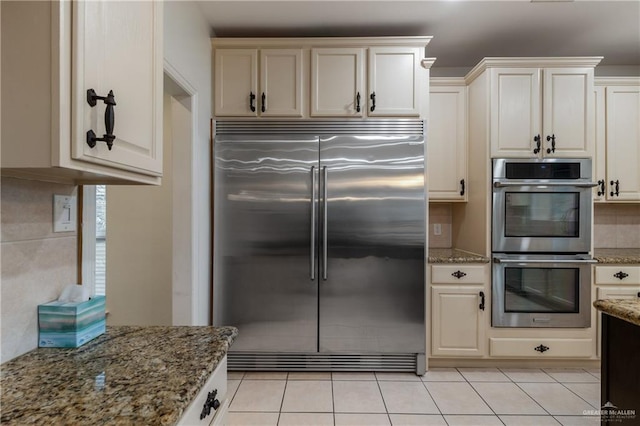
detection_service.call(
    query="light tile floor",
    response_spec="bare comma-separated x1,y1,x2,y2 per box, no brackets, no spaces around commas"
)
226,368,601,426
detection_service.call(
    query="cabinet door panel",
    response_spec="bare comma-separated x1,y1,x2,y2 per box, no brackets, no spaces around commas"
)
428,85,466,200
368,47,420,116
73,1,162,176
214,49,258,117
543,68,594,157
310,48,364,117
260,49,303,117
490,68,541,157
605,86,640,201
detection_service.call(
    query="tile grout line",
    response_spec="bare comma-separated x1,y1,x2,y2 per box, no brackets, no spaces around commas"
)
276,373,289,425
497,367,556,419
456,368,504,422
373,373,392,425
418,378,447,425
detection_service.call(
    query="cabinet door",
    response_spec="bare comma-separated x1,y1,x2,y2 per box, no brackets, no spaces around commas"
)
72,1,163,176
310,48,364,117
605,86,640,201
431,285,485,357
490,68,542,157
593,85,606,202
368,47,421,116
542,68,594,157
260,49,303,117
428,85,467,201
214,49,258,117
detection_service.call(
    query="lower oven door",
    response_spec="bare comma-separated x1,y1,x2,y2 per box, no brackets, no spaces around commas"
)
492,254,596,328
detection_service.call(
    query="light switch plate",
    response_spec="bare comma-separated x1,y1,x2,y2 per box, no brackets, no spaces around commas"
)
53,195,77,232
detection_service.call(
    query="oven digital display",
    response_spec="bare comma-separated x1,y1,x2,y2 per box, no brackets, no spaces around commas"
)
505,163,581,179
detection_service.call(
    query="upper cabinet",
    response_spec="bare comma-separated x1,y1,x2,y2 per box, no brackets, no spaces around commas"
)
428,79,467,201
1,1,163,185
212,38,432,119
594,78,640,202
464,58,601,158
214,48,304,117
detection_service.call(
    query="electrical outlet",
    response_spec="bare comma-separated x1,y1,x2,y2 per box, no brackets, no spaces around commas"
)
433,223,442,236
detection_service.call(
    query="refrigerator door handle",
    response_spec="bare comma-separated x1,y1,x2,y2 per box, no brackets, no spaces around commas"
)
322,166,328,280
310,166,317,280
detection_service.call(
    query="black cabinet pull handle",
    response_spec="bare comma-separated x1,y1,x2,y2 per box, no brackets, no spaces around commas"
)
86,89,116,150
534,344,549,353
614,271,629,280
610,180,620,197
451,270,467,279
460,179,466,196
249,92,256,112
356,92,361,113
370,92,376,112
200,389,220,420
597,180,606,196
546,134,556,154
261,92,266,113
479,291,485,311
637,292,640,298
533,135,541,154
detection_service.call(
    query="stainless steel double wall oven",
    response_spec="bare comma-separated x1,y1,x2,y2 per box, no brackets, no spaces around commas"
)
492,158,598,328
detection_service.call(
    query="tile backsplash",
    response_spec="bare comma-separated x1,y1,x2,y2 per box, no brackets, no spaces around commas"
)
429,204,453,248
594,203,640,248
1,177,78,363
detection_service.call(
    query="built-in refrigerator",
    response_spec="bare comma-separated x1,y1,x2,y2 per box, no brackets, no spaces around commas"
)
213,120,426,373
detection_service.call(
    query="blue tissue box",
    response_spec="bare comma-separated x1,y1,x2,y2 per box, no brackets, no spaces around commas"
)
38,296,106,348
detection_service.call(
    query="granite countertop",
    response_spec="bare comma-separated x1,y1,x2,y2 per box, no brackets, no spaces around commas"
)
0,325,238,426
594,299,640,327
428,248,490,264
593,248,640,264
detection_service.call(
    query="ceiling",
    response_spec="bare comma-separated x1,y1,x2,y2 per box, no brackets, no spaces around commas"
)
198,0,640,70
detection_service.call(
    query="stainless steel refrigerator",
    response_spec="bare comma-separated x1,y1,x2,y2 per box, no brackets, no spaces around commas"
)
213,120,425,373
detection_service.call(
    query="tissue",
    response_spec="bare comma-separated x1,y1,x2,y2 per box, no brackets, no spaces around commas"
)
57,284,90,303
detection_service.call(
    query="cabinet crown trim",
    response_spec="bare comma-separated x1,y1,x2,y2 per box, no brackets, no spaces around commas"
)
430,77,466,87
595,76,640,86
465,56,603,84
211,36,432,49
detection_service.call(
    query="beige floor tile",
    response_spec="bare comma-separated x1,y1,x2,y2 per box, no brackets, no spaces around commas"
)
226,411,280,426
334,413,391,426
230,380,286,412
443,415,503,425
554,415,601,425
471,382,546,415
244,372,289,380
288,372,332,380
420,368,465,382
457,367,510,382
376,372,422,381
585,369,601,380
499,415,560,425
228,379,241,403
518,383,595,415
378,381,440,414
277,412,334,426
388,414,447,425
500,368,555,383
332,381,386,413
424,382,492,415
332,372,376,381
563,383,600,408
228,371,245,380
281,380,334,413
542,368,599,383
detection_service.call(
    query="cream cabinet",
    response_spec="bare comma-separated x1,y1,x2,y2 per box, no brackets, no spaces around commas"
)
594,78,640,202
1,1,163,185
214,48,304,117
428,79,467,201
430,264,488,357
463,58,601,158
311,46,422,117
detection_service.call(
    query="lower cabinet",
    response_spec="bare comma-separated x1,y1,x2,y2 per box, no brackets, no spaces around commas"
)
430,264,489,357
178,356,228,426
489,337,594,358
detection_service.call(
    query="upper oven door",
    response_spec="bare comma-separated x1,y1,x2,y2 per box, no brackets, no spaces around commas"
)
492,183,593,253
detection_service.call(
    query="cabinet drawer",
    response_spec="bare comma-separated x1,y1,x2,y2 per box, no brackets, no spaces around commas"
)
178,356,228,426
431,265,486,284
595,266,640,285
489,338,593,358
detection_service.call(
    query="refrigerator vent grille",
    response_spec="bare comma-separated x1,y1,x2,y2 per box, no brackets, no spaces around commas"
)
228,352,418,372
215,120,424,135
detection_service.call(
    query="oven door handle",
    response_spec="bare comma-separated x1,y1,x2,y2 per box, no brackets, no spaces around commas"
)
493,257,597,264
493,181,599,188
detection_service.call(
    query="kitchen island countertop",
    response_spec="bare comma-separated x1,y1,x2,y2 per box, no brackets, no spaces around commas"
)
428,248,490,264
593,299,640,327
0,325,238,425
